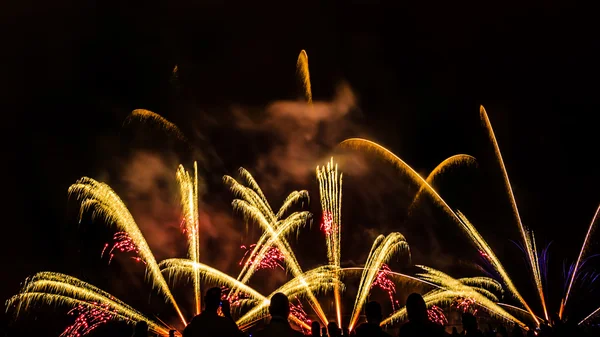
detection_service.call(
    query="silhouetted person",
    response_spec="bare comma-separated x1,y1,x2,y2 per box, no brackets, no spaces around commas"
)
312,321,321,337
132,321,148,337
342,326,349,336
355,301,392,337
462,313,483,337
322,327,328,337
183,287,243,337
169,330,176,337
398,293,444,337
451,327,459,336
254,293,304,337
328,322,341,337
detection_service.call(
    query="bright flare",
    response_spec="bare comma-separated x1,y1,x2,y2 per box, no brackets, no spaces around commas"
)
296,50,312,105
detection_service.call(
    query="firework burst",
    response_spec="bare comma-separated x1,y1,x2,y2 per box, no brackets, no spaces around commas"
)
371,264,399,310
101,232,144,265
240,244,284,271
427,305,447,326
60,302,116,337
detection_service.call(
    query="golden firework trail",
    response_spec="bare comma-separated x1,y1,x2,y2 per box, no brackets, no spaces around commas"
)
480,106,547,322
296,50,312,105
235,266,342,330
125,109,186,141
68,178,187,325
579,306,600,326
6,273,169,335
560,204,600,318
408,154,476,215
316,157,344,325
498,303,544,322
339,138,539,325
224,169,329,325
348,233,410,331
457,211,539,325
406,266,525,328
176,162,202,315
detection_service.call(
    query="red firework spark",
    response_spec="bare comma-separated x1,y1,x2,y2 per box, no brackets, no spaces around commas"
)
427,305,448,326
239,244,284,270
290,297,311,333
60,302,116,337
452,297,478,315
320,211,333,235
101,232,144,265
371,264,399,310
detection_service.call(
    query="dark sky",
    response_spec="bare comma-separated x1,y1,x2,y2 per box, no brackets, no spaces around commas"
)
3,1,600,336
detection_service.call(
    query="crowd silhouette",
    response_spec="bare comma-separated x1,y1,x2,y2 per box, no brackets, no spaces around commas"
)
129,289,597,337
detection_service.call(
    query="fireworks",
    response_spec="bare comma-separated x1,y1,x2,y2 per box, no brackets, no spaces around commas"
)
290,297,311,333
101,232,143,265
317,158,343,325
296,50,312,105
349,233,410,331
125,109,186,141
427,305,447,326
371,264,399,310
453,297,478,315
240,244,284,270
60,302,116,337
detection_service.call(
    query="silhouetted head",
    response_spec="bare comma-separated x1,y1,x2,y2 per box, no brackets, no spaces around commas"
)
462,313,477,332
406,293,427,323
327,321,340,337
365,301,383,324
311,321,321,336
452,327,458,334
133,321,148,337
269,293,290,318
204,287,222,312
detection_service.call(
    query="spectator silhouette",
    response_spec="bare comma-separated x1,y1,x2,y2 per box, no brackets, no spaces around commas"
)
398,293,444,337
183,287,242,337
169,330,176,337
355,301,392,337
132,321,148,337
328,322,341,337
342,326,349,336
322,327,328,337
311,321,321,337
451,327,459,336
511,326,524,337
461,313,483,337
254,293,304,337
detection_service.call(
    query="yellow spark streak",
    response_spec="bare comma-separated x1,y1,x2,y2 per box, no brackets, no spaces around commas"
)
348,233,410,331
224,170,329,325
125,109,186,141
68,178,187,325
579,306,600,326
414,266,526,327
176,162,201,315
338,138,539,325
317,157,343,326
296,50,312,105
561,204,600,318
457,211,539,325
6,273,169,334
235,266,342,330
341,267,441,289
408,154,476,214
498,303,544,322
480,106,547,322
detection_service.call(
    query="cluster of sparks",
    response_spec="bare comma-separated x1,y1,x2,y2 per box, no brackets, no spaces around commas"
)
7,50,600,337
427,305,447,326
453,297,478,315
290,297,311,334
239,244,284,271
101,232,144,265
371,264,399,310
60,302,116,337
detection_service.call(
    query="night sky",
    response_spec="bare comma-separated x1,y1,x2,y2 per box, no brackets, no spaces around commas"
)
4,1,600,336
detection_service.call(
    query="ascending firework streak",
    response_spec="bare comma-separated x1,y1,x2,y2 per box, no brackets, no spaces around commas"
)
317,158,343,325
348,233,410,331
480,106,548,322
408,154,476,215
579,306,600,326
296,50,312,105
224,169,329,325
176,162,202,315
6,272,169,335
68,178,187,325
560,204,600,318
339,137,540,326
